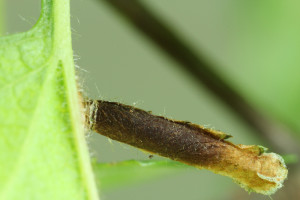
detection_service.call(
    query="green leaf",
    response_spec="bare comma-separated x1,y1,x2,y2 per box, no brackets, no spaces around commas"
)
93,160,188,192
0,0,98,199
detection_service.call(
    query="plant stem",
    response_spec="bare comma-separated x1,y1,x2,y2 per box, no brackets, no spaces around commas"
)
100,0,298,154
49,0,100,199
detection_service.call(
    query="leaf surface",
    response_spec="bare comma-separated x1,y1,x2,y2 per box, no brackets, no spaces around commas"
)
93,160,188,191
0,1,98,199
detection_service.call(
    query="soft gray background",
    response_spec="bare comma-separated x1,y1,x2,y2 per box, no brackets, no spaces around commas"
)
5,0,294,199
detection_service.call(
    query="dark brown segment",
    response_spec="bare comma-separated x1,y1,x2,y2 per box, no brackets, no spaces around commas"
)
85,100,235,166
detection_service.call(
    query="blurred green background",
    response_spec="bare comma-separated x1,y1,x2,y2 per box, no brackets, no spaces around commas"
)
3,0,300,199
